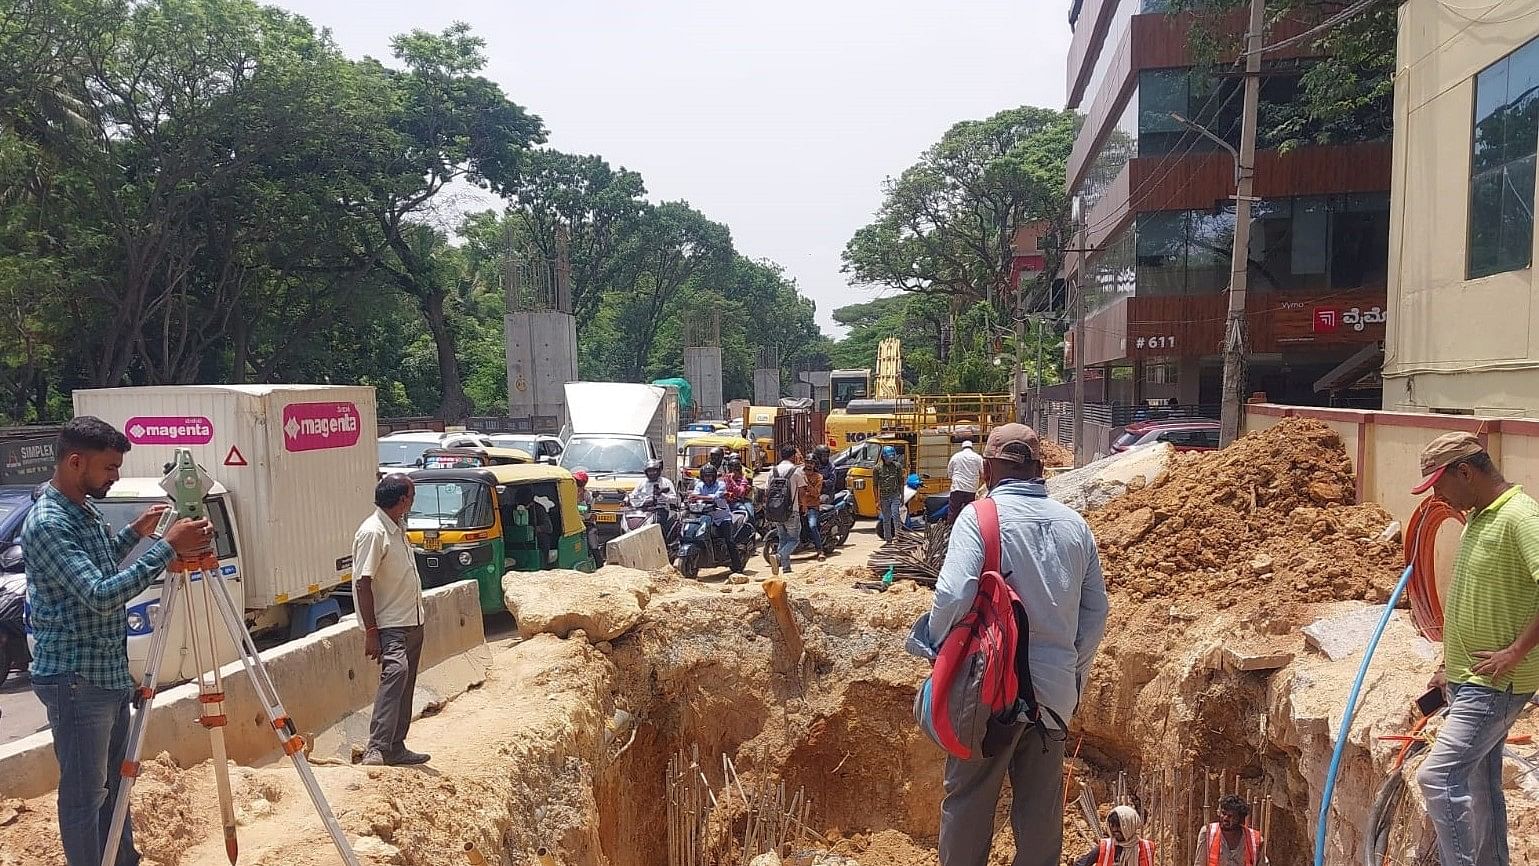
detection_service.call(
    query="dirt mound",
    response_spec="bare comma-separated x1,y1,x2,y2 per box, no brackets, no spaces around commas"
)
1040,439,1074,468
1086,418,1402,606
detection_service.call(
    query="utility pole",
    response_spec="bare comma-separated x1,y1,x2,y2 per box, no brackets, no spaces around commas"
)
1220,0,1265,447
1071,195,1086,467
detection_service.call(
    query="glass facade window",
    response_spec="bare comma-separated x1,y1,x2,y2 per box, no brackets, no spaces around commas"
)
1125,193,1388,297
1469,36,1539,279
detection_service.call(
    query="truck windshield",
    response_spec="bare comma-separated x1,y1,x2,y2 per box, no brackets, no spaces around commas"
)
95,499,238,561
407,481,495,530
562,437,650,474
378,440,435,468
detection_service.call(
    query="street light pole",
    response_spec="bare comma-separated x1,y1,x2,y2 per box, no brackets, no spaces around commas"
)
1219,0,1265,447
1071,195,1086,467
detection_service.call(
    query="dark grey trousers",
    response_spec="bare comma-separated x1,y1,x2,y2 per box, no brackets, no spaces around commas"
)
368,625,424,756
939,723,1066,866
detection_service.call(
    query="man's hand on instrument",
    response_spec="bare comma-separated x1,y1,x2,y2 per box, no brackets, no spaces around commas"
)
165,518,215,558
131,504,170,538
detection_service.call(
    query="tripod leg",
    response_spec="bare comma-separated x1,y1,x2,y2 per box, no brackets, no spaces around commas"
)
103,567,187,866
187,560,239,864
203,564,361,866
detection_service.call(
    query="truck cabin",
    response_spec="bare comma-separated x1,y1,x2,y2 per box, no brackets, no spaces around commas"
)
829,370,871,410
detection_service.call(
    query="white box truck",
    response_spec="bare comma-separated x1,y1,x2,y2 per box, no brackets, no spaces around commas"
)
71,385,376,682
559,382,679,548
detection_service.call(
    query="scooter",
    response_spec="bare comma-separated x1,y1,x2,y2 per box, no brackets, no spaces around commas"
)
621,498,682,557
675,496,756,580
760,496,849,566
0,570,30,690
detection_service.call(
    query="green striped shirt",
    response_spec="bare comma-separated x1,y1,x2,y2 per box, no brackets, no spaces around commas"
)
1446,485,1539,693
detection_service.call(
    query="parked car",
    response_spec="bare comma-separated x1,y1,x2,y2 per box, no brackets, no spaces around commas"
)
1113,420,1221,453
488,434,564,464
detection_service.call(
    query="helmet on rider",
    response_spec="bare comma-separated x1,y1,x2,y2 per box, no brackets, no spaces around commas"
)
644,458,664,479
881,446,898,462
709,446,726,464
699,463,719,481
572,470,589,486
814,443,831,461
726,453,743,469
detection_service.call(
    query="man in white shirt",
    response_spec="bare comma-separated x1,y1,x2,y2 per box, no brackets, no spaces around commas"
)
946,440,985,524
353,474,429,766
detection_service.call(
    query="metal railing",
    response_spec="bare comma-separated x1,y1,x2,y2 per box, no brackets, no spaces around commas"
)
1041,401,1222,428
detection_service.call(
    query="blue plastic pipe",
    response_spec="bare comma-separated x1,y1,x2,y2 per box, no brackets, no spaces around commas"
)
1313,560,1416,866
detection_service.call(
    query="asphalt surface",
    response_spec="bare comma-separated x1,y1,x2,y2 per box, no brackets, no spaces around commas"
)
0,673,47,746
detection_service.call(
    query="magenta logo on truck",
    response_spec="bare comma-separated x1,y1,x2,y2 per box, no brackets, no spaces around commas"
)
124,417,214,445
282,401,361,452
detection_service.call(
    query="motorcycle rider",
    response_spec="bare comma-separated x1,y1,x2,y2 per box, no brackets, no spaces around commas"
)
812,443,838,493
629,458,680,538
572,469,601,566
801,449,826,561
704,446,728,478
693,464,746,575
724,454,754,523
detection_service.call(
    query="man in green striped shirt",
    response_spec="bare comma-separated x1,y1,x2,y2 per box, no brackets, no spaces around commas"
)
1413,432,1539,866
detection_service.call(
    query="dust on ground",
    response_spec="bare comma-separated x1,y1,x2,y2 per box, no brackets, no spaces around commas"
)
1040,439,1074,469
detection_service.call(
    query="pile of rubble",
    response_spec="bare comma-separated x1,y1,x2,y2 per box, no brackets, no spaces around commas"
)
1085,418,1402,605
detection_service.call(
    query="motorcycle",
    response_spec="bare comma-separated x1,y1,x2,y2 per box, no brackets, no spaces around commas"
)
760,494,851,565
621,498,682,557
675,496,756,580
0,569,30,690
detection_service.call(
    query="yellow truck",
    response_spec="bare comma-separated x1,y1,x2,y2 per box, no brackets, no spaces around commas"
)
838,394,1015,518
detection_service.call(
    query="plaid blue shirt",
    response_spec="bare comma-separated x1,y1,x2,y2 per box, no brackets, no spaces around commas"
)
24,484,172,690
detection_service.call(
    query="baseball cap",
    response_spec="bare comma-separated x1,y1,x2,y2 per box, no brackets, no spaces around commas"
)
1412,432,1484,494
961,440,974,449
983,423,1041,464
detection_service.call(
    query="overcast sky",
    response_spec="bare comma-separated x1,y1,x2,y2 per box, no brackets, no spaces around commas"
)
268,0,1072,335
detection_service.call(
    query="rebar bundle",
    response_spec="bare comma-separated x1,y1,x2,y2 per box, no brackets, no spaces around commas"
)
865,523,950,585
665,746,814,866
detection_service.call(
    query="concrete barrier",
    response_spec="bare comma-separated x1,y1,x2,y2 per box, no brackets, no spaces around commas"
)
0,581,488,800
605,522,670,571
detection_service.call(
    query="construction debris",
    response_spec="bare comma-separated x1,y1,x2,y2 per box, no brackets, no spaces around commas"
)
1084,419,1402,604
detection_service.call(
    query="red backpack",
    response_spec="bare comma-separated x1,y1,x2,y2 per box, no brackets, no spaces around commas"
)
912,497,1061,760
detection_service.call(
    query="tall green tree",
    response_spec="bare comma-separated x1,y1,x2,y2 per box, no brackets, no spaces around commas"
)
842,106,1078,306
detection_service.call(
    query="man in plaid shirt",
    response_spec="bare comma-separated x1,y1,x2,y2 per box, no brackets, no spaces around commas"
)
25,417,209,866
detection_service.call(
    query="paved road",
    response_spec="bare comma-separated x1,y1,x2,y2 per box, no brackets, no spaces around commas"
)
0,675,47,746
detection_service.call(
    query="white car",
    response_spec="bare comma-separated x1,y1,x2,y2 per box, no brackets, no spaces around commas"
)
377,430,498,473
488,434,564,464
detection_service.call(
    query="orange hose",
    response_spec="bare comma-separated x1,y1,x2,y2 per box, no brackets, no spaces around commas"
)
1404,497,1463,642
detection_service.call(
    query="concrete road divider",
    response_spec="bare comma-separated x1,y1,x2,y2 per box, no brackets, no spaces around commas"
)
605,522,671,571
0,580,488,800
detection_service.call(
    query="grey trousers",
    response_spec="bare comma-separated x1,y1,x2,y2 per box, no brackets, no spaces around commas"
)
939,722,1066,866
368,625,424,755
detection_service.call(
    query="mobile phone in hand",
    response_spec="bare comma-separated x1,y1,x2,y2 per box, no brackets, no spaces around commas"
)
1415,686,1447,718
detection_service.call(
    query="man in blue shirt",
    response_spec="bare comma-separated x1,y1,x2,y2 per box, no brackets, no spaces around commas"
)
694,464,745,575
25,417,209,866
922,423,1108,866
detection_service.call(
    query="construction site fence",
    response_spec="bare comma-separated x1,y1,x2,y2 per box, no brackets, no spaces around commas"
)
1244,403,1539,528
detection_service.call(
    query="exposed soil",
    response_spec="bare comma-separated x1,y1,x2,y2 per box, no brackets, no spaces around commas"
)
1040,439,1074,469
1086,418,1403,607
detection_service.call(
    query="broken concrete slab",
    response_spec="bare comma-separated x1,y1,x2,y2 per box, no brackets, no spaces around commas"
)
606,522,671,571
502,565,658,643
1223,646,1294,672
1302,604,1438,662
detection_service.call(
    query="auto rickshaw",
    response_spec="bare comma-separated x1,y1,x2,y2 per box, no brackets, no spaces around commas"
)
842,435,949,519
681,434,761,480
405,464,593,614
418,446,534,469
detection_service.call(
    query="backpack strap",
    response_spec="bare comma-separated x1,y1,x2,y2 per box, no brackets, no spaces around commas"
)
974,497,1000,575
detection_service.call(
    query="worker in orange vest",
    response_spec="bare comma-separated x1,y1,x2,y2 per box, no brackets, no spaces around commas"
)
1194,795,1266,866
1072,804,1155,866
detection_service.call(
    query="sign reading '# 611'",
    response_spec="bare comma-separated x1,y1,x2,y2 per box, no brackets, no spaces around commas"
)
282,401,361,452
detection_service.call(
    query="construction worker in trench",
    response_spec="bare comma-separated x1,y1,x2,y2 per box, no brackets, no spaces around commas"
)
1071,804,1155,866
1194,795,1265,866
1411,432,1539,866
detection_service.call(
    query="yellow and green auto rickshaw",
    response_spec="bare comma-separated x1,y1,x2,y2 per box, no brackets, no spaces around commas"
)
405,464,593,614
681,434,761,480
